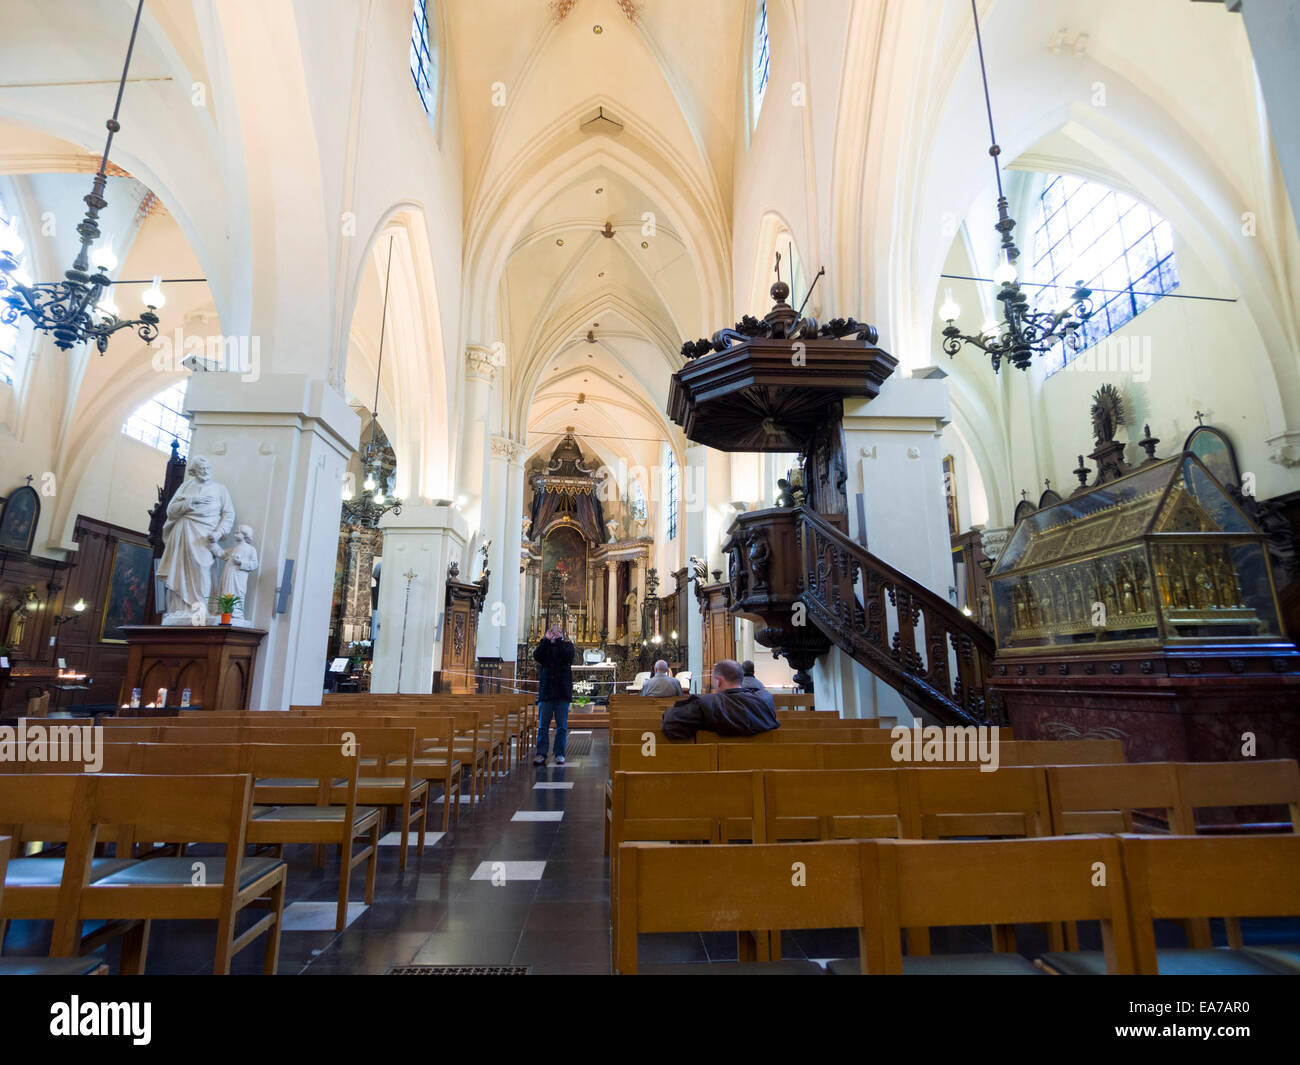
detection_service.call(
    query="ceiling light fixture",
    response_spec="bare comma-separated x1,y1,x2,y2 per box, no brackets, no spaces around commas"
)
0,0,164,354
937,0,1093,373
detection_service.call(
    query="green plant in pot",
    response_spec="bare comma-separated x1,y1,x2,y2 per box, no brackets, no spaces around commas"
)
211,594,241,625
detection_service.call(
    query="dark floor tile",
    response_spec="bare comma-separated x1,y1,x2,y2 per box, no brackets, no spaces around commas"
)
535,877,612,902
412,930,522,965
347,900,449,932
439,898,537,932
513,929,611,966
524,900,611,931
542,858,609,880
304,930,431,974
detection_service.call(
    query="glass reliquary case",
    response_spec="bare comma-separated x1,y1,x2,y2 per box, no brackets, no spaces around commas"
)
988,454,1283,653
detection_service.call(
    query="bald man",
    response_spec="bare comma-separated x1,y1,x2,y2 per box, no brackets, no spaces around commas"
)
661,658,779,740
640,660,683,698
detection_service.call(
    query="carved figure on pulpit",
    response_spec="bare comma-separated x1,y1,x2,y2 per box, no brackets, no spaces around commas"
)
217,525,259,621
158,456,235,622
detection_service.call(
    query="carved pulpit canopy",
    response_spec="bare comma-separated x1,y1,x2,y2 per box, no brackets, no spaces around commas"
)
666,280,897,455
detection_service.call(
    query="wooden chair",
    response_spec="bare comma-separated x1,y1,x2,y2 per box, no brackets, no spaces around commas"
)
841,835,1135,975
133,742,379,933
604,745,717,855
614,840,862,974
762,768,916,842
0,831,110,976
1172,759,1300,835
1039,834,1300,975
50,773,287,974
0,775,142,961
1123,834,1300,974
717,744,823,770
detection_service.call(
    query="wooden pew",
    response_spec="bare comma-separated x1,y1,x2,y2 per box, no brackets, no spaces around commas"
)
613,840,861,974
48,773,287,975
0,835,108,974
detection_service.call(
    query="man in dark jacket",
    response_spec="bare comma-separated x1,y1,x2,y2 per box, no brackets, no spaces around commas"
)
740,660,767,691
533,626,575,765
661,658,779,740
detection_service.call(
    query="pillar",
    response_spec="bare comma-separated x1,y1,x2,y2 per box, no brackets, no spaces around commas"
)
685,442,707,690
605,559,618,642
501,445,526,664
475,435,512,657
369,503,468,693
184,372,359,709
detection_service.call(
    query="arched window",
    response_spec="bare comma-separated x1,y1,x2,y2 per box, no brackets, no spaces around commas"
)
1031,174,1179,373
409,0,438,119
122,381,192,454
0,192,29,387
665,448,679,541
752,2,770,127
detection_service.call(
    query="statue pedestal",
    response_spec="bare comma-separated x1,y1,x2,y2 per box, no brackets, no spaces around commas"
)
120,625,268,711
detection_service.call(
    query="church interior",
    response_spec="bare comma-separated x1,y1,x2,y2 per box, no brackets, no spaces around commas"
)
0,0,1299,995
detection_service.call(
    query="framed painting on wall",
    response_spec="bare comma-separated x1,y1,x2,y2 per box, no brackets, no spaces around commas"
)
0,484,40,554
100,539,154,643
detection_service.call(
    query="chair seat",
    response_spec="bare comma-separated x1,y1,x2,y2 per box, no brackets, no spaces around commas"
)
6,857,136,887
255,777,346,787
1241,946,1300,973
828,953,1043,976
634,960,827,975
92,855,284,891
1036,949,1286,976
413,758,462,770
253,804,379,824
0,955,109,975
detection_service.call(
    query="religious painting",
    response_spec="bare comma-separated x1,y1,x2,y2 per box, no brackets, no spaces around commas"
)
100,539,154,643
0,484,40,553
542,526,587,607
943,455,959,537
1184,425,1241,491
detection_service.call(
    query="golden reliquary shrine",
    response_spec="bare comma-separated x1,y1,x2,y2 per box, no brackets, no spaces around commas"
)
988,453,1283,653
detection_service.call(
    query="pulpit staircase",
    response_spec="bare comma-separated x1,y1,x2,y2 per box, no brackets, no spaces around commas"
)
795,508,1001,727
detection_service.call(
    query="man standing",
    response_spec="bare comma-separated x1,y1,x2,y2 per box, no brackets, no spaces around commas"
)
640,660,682,697
740,660,767,691
533,625,574,765
661,659,779,740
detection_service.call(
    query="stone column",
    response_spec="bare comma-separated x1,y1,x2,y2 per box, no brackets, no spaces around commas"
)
605,560,618,641
458,345,498,536
184,372,360,709
501,447,527,664
369,503,468,693
684,442,708,688
628,559,643,636
475,435,512,657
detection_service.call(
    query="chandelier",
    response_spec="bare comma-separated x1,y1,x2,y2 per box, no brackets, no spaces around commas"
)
937,0,1093,373
341,236,402,527
0,0,165,354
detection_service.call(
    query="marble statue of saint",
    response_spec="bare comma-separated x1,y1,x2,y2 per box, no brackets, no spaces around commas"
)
218,525,259,620
158,455,236,622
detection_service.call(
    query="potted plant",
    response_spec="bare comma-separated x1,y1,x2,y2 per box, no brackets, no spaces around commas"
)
571,678,595,708
212,594,241,625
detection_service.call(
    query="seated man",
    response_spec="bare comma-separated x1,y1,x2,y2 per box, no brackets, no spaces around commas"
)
640,660,683,698
740,659,767,691
661,658,779,740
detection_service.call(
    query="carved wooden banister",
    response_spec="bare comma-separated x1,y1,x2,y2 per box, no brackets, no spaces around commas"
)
795,508,1000,726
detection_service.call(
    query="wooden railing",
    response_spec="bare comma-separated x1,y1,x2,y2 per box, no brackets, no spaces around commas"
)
796,508,1001,726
